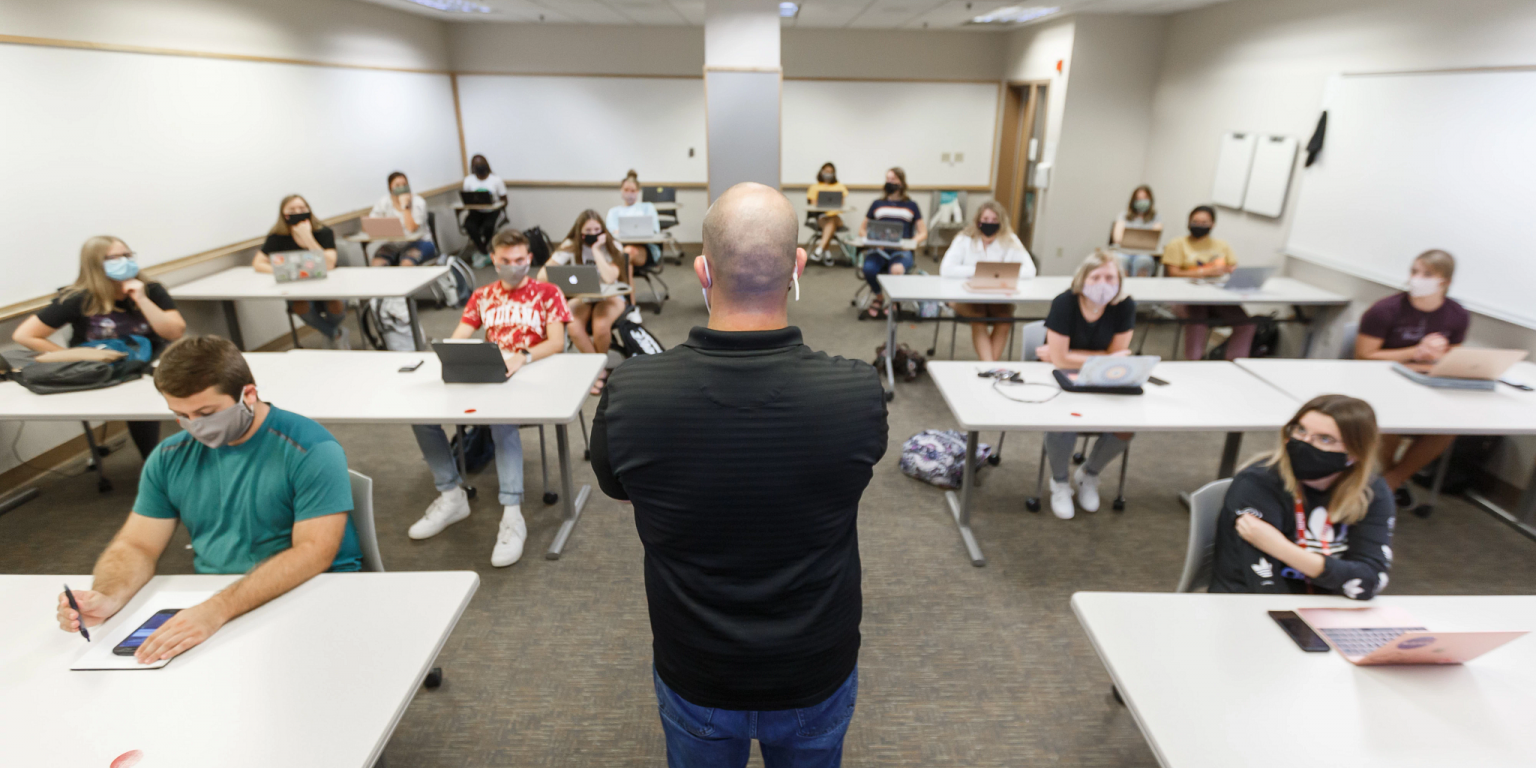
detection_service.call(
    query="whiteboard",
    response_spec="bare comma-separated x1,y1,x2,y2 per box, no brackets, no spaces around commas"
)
1210,132,1257,208
0,44,462,308
782,80,999,188
1241,135,1297,218
456,75,708,184
1286,70,1536,329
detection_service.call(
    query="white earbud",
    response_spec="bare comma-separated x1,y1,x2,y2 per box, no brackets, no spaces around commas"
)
792,269,800,301
701,259,712,314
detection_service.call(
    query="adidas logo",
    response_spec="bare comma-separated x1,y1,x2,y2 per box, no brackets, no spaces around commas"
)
1251,557,1273,578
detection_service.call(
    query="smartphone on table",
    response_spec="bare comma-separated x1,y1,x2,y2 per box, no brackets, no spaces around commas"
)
1268,610,1330,652
112,608,181,656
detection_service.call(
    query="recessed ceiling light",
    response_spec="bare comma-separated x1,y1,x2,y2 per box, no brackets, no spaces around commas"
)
779,2,799,18
969,5,1059,24
401,0,492,13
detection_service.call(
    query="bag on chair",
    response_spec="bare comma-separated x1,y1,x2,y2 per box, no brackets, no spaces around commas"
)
428,254,475,309
873,342,926,382
368,297,418,351
612,308,666,357
899,429,993,489
524,226,554,268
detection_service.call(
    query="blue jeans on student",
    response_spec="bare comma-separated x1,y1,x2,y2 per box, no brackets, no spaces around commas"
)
376,239,437,266
654,666,858,768
1115,251,1157,277
412,423,523,505
862,249,914,293
296,302,345,340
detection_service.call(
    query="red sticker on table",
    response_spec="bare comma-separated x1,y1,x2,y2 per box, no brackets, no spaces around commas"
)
111,751,144,768
1070,412,1082,417
464,409,477,414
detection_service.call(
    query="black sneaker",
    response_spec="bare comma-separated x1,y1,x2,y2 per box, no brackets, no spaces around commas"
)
1393,486,1415,509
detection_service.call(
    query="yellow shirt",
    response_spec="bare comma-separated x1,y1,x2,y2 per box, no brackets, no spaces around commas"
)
1161,235,1236,270
807,182,849,207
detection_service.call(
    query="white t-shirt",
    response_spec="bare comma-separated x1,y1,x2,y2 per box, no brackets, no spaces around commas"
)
369,192,432,243
462,173,507,198
939,232,1034,279
605,202,660,237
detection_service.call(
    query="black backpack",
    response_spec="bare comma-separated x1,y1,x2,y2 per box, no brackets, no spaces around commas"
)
524,226,554,268
12,359,152,395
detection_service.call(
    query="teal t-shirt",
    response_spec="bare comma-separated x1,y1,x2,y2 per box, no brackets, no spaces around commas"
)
133,405,362,574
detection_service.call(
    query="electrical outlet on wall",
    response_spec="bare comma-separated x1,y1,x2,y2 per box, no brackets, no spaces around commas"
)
955,152,964,162
941,152,951,163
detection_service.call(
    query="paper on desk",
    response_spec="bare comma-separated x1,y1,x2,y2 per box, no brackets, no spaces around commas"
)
70,591,217,671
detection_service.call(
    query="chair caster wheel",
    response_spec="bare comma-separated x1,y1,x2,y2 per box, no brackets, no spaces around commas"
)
884,390,895,402
850,300,858,307
424,667,443,689
1072,452,1086,464
543,491,559,505
1112,498,1126,512
464,486,477,500
1412,504,1434,518
95,446,112,457
1111,685,1124,706
987,454,1001,466
1025,497,1041,512
926,348,936,356
98,479,113,493
584,449,592,461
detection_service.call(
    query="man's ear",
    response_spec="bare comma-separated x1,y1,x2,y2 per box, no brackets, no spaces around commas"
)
693,255,711,288
795,248,808,277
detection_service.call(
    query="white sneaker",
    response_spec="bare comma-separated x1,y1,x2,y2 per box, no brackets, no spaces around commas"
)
491,505,527,567
1049,478,1075,520
408,488,470,540
1074,467,1101,513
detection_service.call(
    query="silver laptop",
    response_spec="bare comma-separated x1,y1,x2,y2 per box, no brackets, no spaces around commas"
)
545,265,602,297
269,250,328,283
1078,355,1160,387
1222,266,1275,293
866,220,904,246
816,190,844,208
617,216,655,239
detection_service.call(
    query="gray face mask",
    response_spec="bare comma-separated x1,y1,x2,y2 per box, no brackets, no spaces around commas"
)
178,398,255,449
496,262,529,285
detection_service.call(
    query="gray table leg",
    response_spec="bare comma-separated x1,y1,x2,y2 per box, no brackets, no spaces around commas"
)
222,300,246,351
0,487,40,517
942,430,987,567
545,423,591,560
1218,432,1243,478
407,298,427,352
1413,442,1453,518
884,298,897,393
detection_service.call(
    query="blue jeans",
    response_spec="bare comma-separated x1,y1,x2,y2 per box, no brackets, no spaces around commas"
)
375,239,437,266
862,249,914,293
654,666,858,768
296,302,345,339
412,423,523,505
1115,251,1157,277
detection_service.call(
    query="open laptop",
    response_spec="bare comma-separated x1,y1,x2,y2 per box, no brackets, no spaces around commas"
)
1392,347,1528,391
1297,606,1527,666
963,262,1022,293
642,186,676,204
1118,227,1160,251
269,250,328,283
1221,266,1275,293
866,220,904,246
459,190,494,206
815,190,844,208
431,340,507,384
617,216,655,239
361,217,406,238
545,265,602,297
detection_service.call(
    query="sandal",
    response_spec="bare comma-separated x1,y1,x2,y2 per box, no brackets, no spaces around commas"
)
865,296,884,320
590,369,609,396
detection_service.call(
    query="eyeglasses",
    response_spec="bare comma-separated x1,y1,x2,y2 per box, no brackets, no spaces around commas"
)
1289,424,1342,450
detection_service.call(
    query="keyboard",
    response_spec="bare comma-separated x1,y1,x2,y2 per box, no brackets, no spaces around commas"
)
1319,626,1427,657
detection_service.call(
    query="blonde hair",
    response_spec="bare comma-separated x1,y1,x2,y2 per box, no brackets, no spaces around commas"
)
1413,249,1455,284
1069,249,1129,304
1248,394,1381,525
558,209,624,264
268,194,315,237
621,169,640,191
961,200,1014,241
61,236,135,316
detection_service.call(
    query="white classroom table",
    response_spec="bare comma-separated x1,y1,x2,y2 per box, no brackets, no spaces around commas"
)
0,571,479,768
1072,592,1536,768
168,266,448,352
0,351,606,559
1237,358,1536,534
927,360,1299,565
876,275,1351,393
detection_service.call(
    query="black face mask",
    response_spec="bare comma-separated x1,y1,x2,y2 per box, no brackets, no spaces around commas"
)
1286,438,1352,481
582,233,600,246
472,163,490,179
978,222,1001,237
284,212,311,226
884,182,901,196
1189,225,1212,239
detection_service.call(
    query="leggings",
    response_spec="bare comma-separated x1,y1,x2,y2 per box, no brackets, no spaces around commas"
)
127,421,161,460
463,210,500,253
1045,432,1129,482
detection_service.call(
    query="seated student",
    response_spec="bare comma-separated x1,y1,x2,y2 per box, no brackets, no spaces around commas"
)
544,210,626,394
605,170,661,275
1109,184,1161,277
54,335,362,663
462,154,508,256
251,194,349,349
940,201,1036,361
1355,249,1469,508
1161,205,1254,360
806,161,850,260
13,236,186,462
859,166,928,319
1035,251,1136,519
369,171,436,267
1210,394,1393,599
407,229,571,567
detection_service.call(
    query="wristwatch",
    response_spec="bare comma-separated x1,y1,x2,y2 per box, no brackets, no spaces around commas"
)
518,349,533,363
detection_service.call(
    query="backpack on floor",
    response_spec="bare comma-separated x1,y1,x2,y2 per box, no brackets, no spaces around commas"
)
899,429,993,490
449,425,497,474
364,297,418,351
525,226,554,268
1412,434,1503,496
611,308,665,358
428,254,475,309
873,342,927,382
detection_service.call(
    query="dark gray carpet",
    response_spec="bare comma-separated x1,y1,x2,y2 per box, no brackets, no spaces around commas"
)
4,255,1533,767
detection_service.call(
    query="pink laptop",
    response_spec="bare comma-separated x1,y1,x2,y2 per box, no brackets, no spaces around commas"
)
361,217,407,238
1297,605,1527,666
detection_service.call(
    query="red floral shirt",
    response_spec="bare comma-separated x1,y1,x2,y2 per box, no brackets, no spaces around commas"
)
460,278,573,352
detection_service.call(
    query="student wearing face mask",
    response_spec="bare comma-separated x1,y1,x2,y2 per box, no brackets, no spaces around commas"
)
407,228,571,567
806,161,850,260
14,236,187,462
940,201,1035,361
53,335,362,664
462,154,507,256
1109,185,1161,277
1035,251,1136,519
546,210,627,393
251,194,348,349
1210,395,1394,600
369,171,436,267
1355,250,1468,508
606,170,662,272
859,167,927,319
1161,205,1254,360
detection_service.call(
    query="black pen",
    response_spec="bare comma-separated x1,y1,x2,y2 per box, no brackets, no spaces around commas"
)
63,584,90,642
1499,379,1533,392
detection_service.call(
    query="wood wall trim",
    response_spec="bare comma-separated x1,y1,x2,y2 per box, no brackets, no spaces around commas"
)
0,422,125,495
504,180,710,190
781,184,994,193
0,34,449,74
456,70,1004,85
450,73,469,177
454,70,703,79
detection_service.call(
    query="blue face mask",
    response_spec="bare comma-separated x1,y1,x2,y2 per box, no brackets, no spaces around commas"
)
104,256,140,281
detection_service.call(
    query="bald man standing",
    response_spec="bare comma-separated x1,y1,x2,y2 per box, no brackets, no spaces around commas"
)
592,183,888,768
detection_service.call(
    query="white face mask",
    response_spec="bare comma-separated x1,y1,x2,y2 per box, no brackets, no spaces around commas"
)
1082,282,1118,307
1407,276,1443,298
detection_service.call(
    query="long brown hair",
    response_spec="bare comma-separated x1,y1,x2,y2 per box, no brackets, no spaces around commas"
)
1251,394,1381,525
268,194,318,237
886,166,909,201
1126,184,1156,223
557,209,623,264
961,200,1015,241
61,236,139,316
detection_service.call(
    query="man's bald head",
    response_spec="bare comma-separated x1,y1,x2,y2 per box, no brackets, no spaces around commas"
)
701,183,800,302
